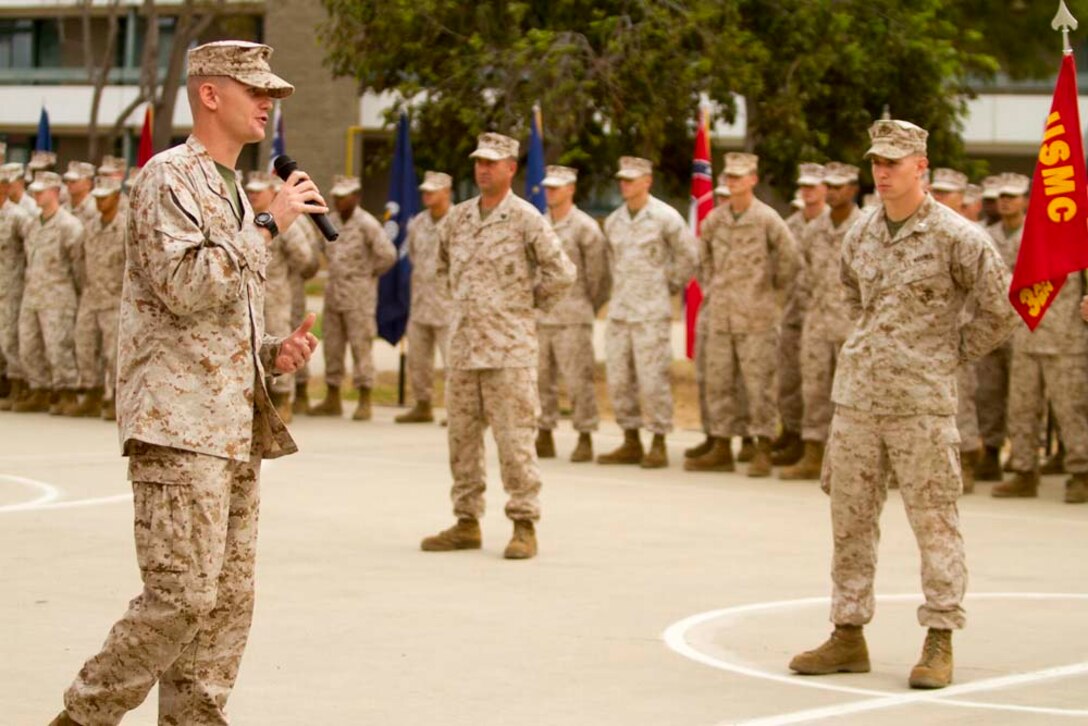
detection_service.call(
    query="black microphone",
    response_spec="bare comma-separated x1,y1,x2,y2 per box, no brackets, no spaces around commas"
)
273,155,339,242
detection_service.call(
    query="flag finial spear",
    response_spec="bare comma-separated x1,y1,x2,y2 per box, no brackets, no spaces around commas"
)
1053,0,1078,55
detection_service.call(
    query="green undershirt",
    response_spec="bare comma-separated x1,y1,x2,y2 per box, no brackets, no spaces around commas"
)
215,162,241,219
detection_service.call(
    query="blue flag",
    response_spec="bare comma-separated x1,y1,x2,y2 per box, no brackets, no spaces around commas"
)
376,112,418,345
525,104,545,212
36,106,52,152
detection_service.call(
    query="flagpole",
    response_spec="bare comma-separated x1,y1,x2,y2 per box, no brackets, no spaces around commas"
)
1054,0,1078,54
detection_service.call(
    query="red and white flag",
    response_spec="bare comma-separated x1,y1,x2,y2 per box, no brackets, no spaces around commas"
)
1009,52,1088,329
685,108,713,359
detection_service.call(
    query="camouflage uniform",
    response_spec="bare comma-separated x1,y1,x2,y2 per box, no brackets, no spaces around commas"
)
977,221,1022,449
0,199,31,383
1006,276,1088,474
782,209,823,433
264,220,314,395
74,208,126,399
61,40,298,726
603,196,697,434
538,205,610,432
19,205,84,392
320,207,397,390
289,221,321,389
700,198,799,440
799,205,860,442
827,194,1017,630
405,209,451,404
65,193,98,229
438,188,575,521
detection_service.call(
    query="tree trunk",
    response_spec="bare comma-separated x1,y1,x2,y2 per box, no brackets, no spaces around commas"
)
87,0,123,161
153,0,225,151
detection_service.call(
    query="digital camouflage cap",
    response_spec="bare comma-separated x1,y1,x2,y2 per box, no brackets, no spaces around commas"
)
187,40,294,99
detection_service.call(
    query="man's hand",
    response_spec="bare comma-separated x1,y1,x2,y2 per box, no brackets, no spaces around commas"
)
275,313,319,374
268,170,329,234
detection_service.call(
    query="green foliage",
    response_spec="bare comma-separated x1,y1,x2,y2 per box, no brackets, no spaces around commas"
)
320,0,1067,198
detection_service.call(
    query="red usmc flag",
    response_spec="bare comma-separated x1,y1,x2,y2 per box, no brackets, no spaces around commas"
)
1010,53,1088,329
685,109,713,359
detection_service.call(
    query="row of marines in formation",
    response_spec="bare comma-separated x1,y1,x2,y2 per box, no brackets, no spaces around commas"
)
2,141,1081,509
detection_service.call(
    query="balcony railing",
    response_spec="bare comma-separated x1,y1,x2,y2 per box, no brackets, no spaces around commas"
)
0,65,171,85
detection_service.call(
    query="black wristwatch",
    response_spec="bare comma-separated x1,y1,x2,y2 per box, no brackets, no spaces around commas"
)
254,212,279,239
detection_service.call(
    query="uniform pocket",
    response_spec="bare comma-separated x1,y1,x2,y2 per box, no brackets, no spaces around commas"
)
133,482,192,574
488,240,530,288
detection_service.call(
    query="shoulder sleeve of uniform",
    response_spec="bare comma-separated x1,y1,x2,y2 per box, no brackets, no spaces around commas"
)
952,218,1019,361
526,203,576,312
130,158,246,317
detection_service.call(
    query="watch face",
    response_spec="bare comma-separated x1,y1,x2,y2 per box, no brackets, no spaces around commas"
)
256,212,272,225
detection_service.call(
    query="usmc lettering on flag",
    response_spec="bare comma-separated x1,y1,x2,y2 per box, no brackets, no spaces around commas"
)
1009,52,1088,330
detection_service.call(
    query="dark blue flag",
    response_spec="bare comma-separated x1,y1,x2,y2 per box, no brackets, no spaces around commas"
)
525,104,545,212
376,112,418,345
36,106,52,152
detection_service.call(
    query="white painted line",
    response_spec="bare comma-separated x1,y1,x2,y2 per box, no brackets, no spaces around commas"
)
729,661,1088,725
663,592,1088,723
27,493,133,511
0,474,60,512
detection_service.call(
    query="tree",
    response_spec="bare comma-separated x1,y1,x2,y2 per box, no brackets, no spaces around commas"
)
320,0,1068,199
80,0,124,162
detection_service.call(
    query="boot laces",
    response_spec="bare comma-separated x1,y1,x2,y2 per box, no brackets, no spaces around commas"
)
923,632,949,662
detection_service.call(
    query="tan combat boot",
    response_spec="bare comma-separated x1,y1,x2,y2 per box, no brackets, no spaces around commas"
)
504,520,537,560
271,391,293,423
909,628,953,689
308,384,342,416
0,375,8,400
535,429,556,458
1065,473,1088,504
101,398,116,421
13,387,50,413
421,518,482,551
352,387,372,421
597,430,643,465
780,441,824,480
641,434,668,469
56,390,81,417
747,436,773,478
992,470,1039,498
960,449,978,494
570,433,593,463
0,377,25,411
292,381,310,415
737,436,756,463
684,435,714,459
48,711,82,726
395,400,434,423
771,430,805,466
975,445,1003,482
684,437,735,472
70,387,103,418
789,624,871,675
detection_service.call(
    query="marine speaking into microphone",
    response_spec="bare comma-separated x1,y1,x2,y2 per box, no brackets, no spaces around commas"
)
274,154,340,241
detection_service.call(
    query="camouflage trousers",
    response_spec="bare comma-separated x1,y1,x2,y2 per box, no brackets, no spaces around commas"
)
322,307,375,390
407,320,449,404
64,439,262,726
956,363,981,454
778,295,804,433
19,302,78,390
605,319,673,435
800,328,844,443
976,342,1010,449
705,329,779,440
291,279,310,385
447,368,542,522
0,292,17,380
694,310,749,437
538,324,599,432
265,300,294,395
823,407,966,630
75,306,119,398
1007,351,1088,474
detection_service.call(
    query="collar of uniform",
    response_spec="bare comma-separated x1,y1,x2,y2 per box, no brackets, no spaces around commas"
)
185,135,245,227
877,194,935,245
473,188,514,229
622,195,657,223
724,197,763,226
547,204,577,228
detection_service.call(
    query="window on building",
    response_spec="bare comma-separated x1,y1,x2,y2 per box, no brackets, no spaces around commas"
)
0,20,34,68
